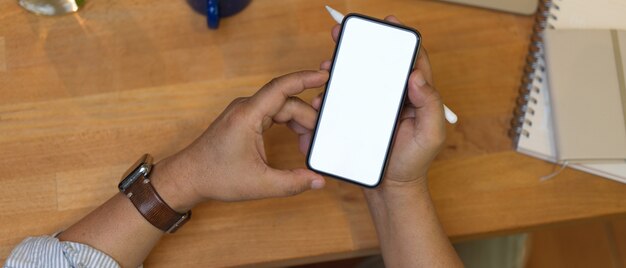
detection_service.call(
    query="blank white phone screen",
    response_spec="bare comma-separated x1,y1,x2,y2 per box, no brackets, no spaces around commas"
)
308,15,419,187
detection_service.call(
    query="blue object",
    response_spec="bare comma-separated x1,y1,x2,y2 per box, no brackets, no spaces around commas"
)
207,0,220,29
187,0,252,29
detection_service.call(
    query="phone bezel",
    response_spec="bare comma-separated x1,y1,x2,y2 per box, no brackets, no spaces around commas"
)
306,13,422,188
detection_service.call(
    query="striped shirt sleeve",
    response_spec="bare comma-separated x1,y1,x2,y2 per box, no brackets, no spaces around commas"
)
3,235,120,268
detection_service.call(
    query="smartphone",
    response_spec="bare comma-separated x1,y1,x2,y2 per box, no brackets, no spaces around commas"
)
307,14,421,187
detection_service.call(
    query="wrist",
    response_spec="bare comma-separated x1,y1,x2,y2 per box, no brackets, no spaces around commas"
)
150,157,202,213
366,176,429,197
363,177,433,211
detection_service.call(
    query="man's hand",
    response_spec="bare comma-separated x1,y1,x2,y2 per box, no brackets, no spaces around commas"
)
309,16,461,267
152,70,329,211
56,71,331,268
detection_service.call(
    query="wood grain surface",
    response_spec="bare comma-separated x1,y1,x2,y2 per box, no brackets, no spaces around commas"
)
1,0,626,266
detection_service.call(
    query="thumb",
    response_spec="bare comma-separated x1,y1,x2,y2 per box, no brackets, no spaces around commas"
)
264,168,326,197
408,70,445,131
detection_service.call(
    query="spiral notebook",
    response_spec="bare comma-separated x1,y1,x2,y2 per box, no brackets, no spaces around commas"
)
544,29,626,162
511,0,626,183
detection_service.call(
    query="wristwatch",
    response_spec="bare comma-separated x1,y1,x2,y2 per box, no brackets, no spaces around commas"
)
118,154,191,233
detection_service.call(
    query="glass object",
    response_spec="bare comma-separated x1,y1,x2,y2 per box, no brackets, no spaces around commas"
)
18,0,85,16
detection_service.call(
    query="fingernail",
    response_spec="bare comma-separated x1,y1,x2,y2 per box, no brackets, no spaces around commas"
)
311,179,325,189
415,73,426,87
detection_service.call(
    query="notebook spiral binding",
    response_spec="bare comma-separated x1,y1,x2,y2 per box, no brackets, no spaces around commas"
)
510,0,561,145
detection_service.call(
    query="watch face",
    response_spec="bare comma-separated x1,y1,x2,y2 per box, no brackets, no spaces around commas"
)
118,154,152,191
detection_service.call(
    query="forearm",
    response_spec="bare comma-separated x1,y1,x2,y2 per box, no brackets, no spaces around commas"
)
364,179,462,268
57,158,197,268
57,193,163,268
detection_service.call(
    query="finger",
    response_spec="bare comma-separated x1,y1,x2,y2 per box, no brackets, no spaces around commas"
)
272,97,318,130
384,15,403,24
312,92,324,110
298,132,313,155
407,70,445,135
320,60,332,71
287,120,310,135
251,70,329,118
399,106,416,121
263,168,326,197
331,24,341,43
415,46,434,85
287,120,314,155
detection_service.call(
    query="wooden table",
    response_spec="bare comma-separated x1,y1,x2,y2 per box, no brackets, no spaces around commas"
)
1,0,625,266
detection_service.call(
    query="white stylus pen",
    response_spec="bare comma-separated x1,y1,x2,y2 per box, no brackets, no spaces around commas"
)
325,5,458,124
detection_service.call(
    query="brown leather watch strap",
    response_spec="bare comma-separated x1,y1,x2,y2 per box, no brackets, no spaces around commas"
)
124,175,191,233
